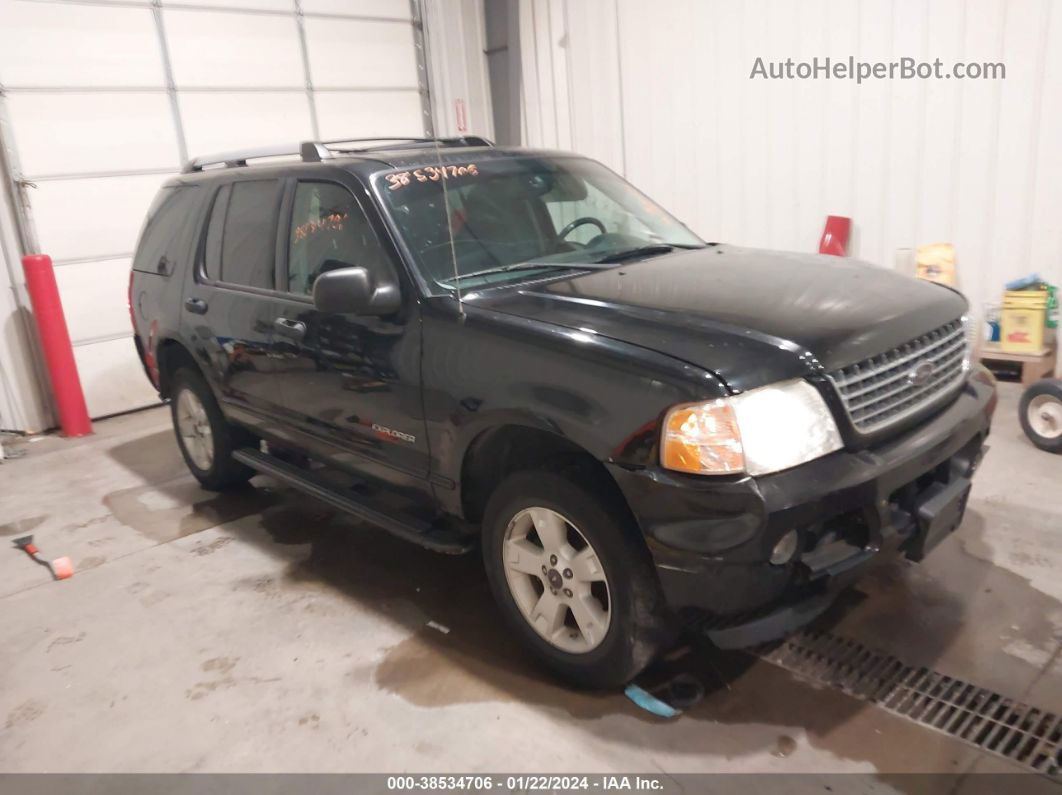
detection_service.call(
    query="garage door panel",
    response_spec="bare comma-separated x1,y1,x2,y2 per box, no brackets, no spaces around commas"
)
301,0,411,20
0,1,164,88
31,174,168,262
315,91,423,139
6,93,179,177
178,92,314,157
73,337,160,418
304,17,419,88
55,258,135,345
163,0,293,10
3,1,425,423
163,9,304,88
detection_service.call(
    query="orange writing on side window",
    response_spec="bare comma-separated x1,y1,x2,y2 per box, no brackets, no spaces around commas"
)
293,212,348,243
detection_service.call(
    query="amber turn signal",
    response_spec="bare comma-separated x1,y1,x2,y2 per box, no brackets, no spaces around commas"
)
660,400,745,474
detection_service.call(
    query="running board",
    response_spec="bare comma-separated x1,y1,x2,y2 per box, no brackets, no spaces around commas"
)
232,448,474,555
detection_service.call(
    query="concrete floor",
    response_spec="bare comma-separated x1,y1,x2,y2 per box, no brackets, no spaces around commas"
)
0,382,1060,788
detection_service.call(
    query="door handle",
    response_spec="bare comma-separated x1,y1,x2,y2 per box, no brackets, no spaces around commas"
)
184,297,208,315
273,317,306,340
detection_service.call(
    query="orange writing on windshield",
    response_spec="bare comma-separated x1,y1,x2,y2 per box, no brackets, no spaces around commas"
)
385,163,479,190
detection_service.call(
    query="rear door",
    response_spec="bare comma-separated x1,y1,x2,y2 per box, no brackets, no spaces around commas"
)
131,182,205,388
270,176,430,492
181,177,287,429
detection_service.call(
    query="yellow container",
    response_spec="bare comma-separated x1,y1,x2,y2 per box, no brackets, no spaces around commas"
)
1000,291,1047,353
1003,289,1049,308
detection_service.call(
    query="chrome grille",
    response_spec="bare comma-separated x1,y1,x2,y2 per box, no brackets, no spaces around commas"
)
827,318,967,433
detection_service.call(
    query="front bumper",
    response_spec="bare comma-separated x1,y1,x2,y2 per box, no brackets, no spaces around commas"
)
608,370,997,642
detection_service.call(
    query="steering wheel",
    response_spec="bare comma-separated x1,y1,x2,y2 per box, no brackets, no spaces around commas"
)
558,216,607,240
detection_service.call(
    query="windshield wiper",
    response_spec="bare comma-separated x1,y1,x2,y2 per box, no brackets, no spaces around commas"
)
440,242,707,285
441,261,614,284
592,244,678,264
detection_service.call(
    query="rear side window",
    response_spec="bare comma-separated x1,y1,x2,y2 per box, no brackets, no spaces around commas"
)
202,184,230,282
202,179,280,290
132,185,201,275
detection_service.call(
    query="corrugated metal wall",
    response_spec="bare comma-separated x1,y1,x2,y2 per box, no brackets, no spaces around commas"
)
518,0,1062,342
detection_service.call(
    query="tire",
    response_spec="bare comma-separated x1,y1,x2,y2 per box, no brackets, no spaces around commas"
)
482,469,672,688
1019,379,1062,454
170,367,255,490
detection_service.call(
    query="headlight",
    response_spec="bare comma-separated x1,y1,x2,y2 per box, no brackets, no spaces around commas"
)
661,379,843,477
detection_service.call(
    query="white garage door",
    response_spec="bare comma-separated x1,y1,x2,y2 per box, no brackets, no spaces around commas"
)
0,0,430,418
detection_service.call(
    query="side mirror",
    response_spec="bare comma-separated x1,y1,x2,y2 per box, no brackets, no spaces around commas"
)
312,263,400,316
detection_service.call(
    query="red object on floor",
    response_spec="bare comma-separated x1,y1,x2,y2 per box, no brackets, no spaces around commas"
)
819,215,851,256
51,556,75,580
13,535,75,581
21,254,92,437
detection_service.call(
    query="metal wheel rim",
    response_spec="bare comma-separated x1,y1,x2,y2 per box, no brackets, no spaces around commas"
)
501,507,612,654
1028,394,1062,440
176,388,214,470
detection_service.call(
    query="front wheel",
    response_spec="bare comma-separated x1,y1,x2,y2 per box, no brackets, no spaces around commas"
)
1019,379,1062,453
482,470,671,688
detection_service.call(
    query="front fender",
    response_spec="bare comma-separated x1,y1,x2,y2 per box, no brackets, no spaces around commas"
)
419,301,729,515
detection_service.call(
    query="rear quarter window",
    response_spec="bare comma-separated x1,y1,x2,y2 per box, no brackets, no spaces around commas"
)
132,184,203,275
202,184,231,282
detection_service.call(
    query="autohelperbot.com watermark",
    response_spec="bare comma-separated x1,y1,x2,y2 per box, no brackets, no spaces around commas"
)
750,56,1005,83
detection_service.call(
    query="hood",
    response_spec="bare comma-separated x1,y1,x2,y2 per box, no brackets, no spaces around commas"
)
470,245,968,392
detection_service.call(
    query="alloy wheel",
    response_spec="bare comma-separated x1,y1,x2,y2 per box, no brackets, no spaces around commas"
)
176,388,214,470
501,507,612,654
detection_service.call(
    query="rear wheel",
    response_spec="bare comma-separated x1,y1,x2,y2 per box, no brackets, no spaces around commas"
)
482,469,671,688
1019,379,1062,454
171,368,255,490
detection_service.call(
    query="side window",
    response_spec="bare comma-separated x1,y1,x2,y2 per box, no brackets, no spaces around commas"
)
202,184,230,282
208,180,280,290
132,185,201,275
286,181,390,296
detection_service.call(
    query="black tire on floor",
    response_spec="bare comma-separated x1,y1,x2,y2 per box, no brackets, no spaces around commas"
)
482,468,673,688
1019,379,1062,454
170,367,255,490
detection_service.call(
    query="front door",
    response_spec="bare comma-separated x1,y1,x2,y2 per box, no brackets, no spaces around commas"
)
270,178,430,493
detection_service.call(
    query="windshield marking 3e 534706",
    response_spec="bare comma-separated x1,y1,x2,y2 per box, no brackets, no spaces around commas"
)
385,163,481,191
375,155,704,295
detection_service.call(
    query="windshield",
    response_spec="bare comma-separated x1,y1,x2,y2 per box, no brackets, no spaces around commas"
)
375,155,704,294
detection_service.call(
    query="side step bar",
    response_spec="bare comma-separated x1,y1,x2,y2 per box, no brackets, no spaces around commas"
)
232,448,474,555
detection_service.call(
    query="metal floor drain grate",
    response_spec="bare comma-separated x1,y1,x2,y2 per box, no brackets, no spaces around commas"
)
757,631,1061,777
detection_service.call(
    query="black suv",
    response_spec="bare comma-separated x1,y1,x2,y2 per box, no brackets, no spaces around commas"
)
131,137,997,687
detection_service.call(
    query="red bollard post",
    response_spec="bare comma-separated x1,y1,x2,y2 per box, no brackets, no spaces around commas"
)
21,254,92,437
818,215,851,256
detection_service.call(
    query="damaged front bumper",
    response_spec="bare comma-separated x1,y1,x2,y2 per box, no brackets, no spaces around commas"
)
609,367,997,648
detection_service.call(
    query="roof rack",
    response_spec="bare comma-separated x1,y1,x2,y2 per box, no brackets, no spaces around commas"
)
181,136,495,173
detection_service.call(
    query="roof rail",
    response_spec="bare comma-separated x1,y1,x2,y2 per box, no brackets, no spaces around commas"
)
319,136,495,153
182,136,495,173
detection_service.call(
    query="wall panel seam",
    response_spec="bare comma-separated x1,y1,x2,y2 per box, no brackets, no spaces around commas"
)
612,0,627,175
151,0,189,163
292,0,320,139
1019,0,1052,275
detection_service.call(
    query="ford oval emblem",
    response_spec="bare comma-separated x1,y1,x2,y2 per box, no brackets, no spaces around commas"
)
908,361,935,386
